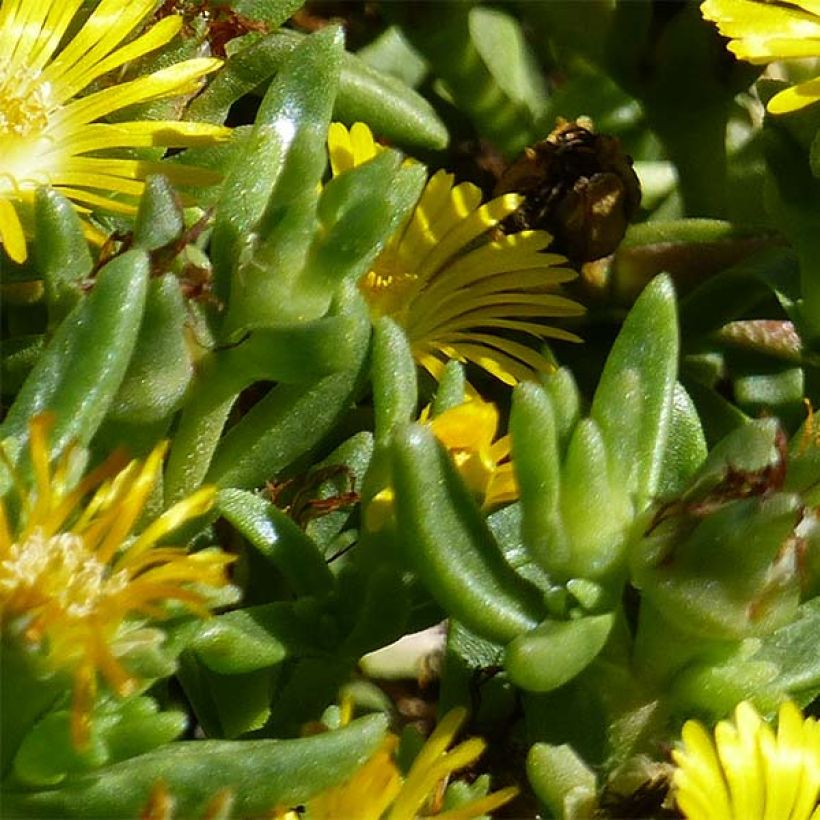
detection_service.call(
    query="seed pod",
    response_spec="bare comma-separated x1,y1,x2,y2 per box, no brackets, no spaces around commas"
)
494,119,642,264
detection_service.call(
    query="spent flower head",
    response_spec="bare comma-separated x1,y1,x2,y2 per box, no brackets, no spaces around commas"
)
327,122,584,386
0,414,235,746
0,0,231,263
701,0,820,113
672,699,820,820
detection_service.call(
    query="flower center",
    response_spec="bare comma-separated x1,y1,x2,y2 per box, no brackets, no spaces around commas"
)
0,528,126,626
359,253,419,321
0,63,50,137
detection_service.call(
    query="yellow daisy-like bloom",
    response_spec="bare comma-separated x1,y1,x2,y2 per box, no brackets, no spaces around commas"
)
277,708,518,820
0,414,235,746
0,0,232,263
672,700,820,820
701,0,820,114
328,122,584,386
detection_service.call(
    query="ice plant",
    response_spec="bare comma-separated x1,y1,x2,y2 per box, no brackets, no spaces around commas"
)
0,0,231,264
701,0,820,114
276,708,518,820
328,122,584,386
0,414,235,746
672,700,820,820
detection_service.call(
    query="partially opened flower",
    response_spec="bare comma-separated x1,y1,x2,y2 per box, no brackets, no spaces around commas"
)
276,708,518,820
424,398,517,509
672,699,820,820
366,396,517,531
328,122,584,386
0,414,235,746
0,0,231,263
701,0,820,114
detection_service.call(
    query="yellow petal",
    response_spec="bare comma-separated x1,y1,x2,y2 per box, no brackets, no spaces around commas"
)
767,77,820,114
429,402,499,451
0,198,27,263
121,486,217,565
51,16,185,105
417,194,523,281
54,58,223,130
41,0,158,91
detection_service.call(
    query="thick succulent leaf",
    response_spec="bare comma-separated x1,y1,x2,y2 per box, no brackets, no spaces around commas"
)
234,0,303,24
468,6,548,121
105,275,192,425
12,698,184,788
132,176,184,252
33,190,90,328
212,26,342,322
305,152,425,304
527,742,598,820
218,489,334,597
0,250,149,490
207,365,367,491
390,424,547,644
752,598,820,699
504,614,615,692
188,29,447,149
591,274,679,508
510,382,566,576
656,382,708,497
390,3,538,156
372,317,418,445
4,715,388,818
356,26,428,89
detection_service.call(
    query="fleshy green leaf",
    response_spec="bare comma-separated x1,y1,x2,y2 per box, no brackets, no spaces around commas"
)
591,274,679,508
33,190,90,328
0,249,149,486
505,614,615,692
4,715,388,818
212,26,343,323
105,275,192,425
218,489,334,597
372,317,418,445
390,424,547,644
527,742,598,820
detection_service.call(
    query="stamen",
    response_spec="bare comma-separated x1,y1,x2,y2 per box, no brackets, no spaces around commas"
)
0,61,50,137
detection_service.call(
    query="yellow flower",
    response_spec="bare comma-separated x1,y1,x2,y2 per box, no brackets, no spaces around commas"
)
672,700,820,820
0,0,231,264
701,0,820,114
424,398,517,509
327,122,584,386
0,414,235,746
366,396,517,532
278,708,518,820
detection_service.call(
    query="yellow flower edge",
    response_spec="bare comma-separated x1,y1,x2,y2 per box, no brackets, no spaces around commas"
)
425,398,518,508
274,707,518,820
328,122,585,386
701,0,820,113
0,414,235,746
0,0,232,263
366,395,517,531
672,699,820,820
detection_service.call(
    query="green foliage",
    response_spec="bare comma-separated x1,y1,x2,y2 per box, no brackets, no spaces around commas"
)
5,715,388,818
1,249,149,483
3,0,820,816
